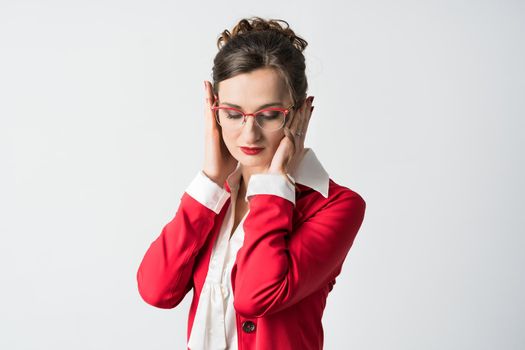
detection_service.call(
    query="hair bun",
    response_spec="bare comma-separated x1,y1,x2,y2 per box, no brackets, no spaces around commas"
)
217,16,308,52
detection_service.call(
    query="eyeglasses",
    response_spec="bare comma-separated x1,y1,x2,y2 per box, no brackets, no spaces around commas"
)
211,100,295,132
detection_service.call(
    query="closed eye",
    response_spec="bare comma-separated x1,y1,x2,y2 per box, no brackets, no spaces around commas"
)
258,111,281,119
225,112,243,119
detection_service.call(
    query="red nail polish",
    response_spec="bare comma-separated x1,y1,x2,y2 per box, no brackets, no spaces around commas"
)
310,106,314,113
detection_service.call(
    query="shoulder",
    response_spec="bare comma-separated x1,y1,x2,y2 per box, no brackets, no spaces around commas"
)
325,179,366,223
295,178,366,219
328,178,366,207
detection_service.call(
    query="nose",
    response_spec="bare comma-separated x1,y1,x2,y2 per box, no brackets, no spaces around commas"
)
240,115,262,140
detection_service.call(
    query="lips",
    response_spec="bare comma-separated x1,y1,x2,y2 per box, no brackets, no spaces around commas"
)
240,147,264,155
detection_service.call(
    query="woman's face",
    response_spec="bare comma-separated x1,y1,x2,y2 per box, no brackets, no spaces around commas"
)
216,67,294,169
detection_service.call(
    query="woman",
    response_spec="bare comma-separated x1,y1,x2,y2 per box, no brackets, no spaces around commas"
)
137,17,366,350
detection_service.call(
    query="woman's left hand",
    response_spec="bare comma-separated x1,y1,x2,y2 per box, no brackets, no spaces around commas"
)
267,96,314,175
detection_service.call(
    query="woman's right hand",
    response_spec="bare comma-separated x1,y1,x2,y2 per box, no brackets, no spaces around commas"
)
202,80,238,187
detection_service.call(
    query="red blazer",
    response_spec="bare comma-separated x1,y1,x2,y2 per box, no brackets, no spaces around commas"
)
137,177,366,350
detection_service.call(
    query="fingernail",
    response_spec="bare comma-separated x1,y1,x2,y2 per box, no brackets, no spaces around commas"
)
311,106,314,113
310,96,314,103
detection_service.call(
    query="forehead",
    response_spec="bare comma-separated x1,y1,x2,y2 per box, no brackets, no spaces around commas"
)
217,67,290,107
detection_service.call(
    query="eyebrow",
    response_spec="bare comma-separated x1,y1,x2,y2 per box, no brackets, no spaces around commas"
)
221,102,284,110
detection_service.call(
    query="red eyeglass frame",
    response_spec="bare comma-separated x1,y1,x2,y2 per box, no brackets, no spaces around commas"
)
210,94,295,131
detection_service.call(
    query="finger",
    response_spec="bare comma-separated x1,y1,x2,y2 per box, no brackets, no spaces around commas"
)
285,108,305,153
295,97,312,137
287,99,305,133
204,80,219,128
284,111,300,147
282,120,297,153
204,81,215,108
301,97,314,134
287,97,305,126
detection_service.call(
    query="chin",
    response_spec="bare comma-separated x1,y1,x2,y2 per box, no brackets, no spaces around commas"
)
238,153,269,167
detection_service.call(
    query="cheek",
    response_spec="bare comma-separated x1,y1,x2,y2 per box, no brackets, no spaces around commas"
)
267,132,285,150
221,131,237,152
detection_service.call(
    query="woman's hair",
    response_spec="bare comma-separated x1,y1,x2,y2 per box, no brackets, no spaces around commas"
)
211,16,309,109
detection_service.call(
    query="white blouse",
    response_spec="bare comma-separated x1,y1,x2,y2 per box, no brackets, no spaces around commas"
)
185,148,330,350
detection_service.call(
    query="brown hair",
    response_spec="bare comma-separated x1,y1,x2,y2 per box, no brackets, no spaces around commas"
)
211,16,309,109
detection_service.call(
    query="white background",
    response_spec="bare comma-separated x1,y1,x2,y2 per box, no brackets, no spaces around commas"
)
1,0,524,349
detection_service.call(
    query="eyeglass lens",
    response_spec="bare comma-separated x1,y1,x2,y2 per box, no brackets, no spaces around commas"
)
215,109,286,131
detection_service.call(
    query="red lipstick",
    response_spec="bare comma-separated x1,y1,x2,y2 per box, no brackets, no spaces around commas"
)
240,146,264,155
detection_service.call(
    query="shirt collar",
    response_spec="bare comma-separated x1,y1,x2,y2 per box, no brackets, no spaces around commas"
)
224,147,330,198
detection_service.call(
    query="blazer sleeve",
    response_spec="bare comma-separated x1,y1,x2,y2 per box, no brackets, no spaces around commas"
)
244,172,296,205
231,175,366,318
136,170,230,308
